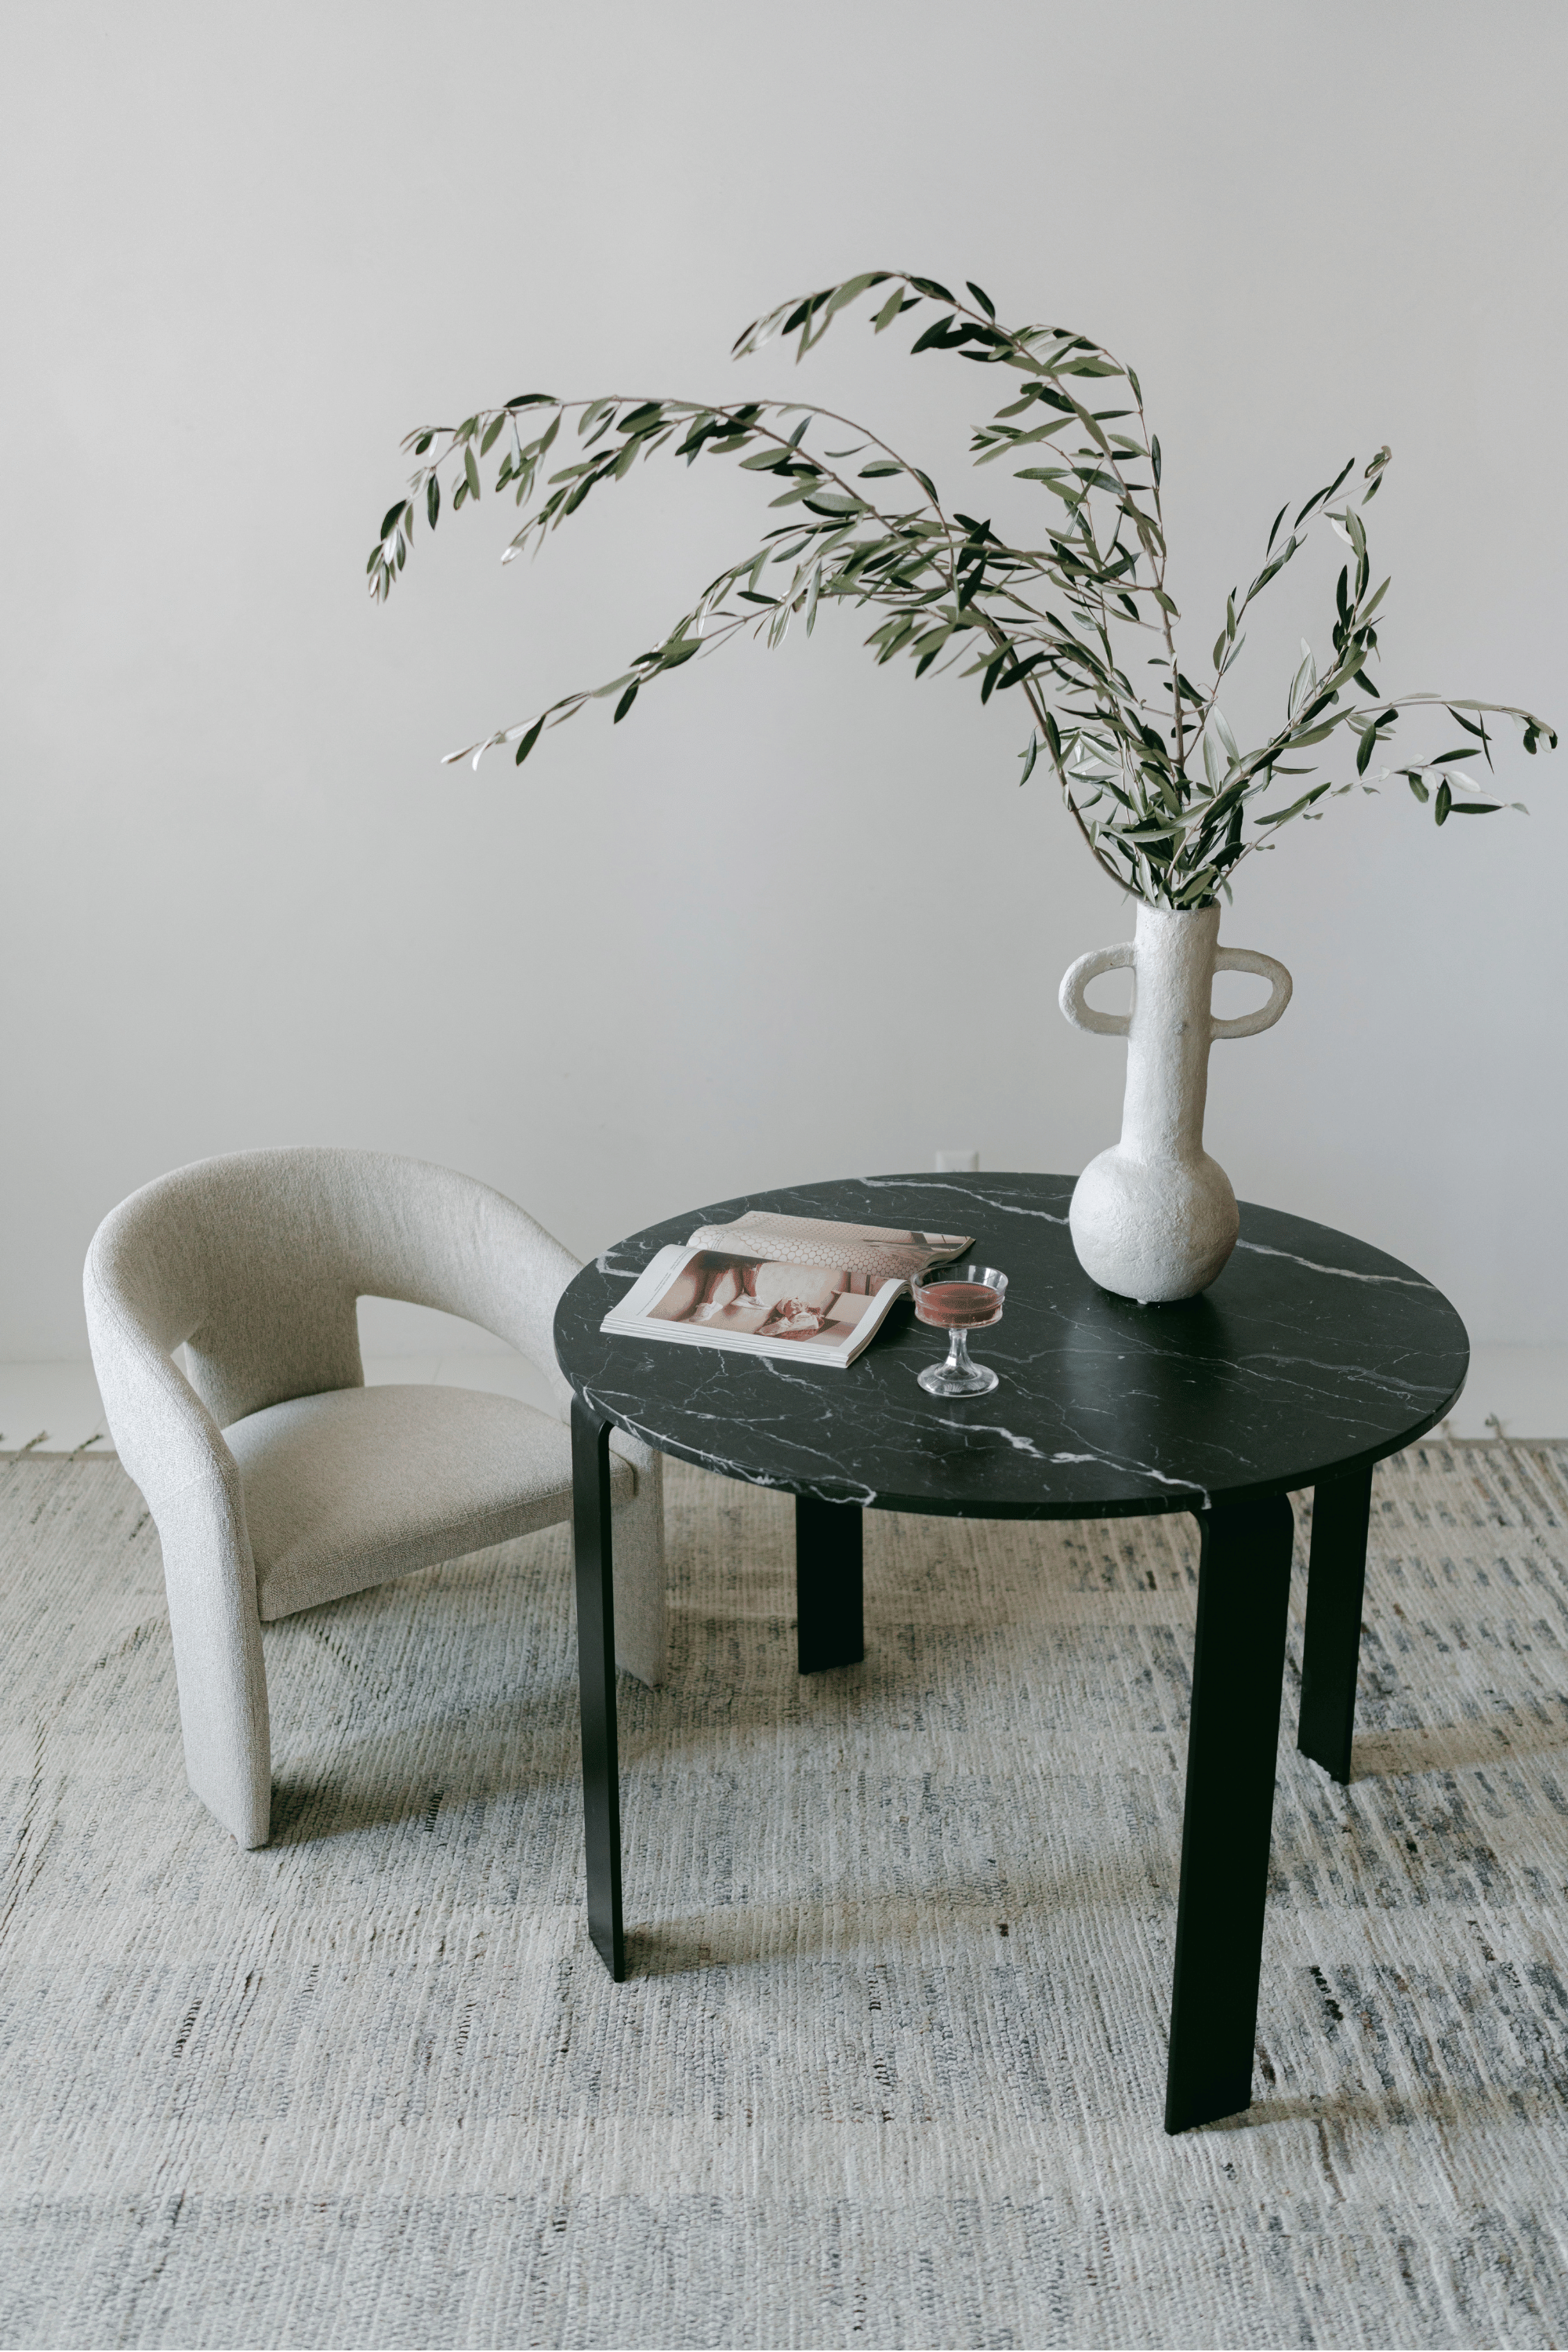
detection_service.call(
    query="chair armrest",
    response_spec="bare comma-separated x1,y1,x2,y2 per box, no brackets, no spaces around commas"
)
84,1252,245,1512
359,1166,582,1420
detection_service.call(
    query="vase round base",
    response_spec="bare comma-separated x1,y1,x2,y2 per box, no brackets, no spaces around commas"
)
1069,1146,1240,1305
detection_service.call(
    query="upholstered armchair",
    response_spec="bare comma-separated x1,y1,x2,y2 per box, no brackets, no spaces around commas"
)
83,1147,664,1848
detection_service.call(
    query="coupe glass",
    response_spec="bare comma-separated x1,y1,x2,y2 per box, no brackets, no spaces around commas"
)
910,1263,1007,1397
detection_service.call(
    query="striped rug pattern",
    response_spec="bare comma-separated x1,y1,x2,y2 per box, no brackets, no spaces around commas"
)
2,1439,1567,2348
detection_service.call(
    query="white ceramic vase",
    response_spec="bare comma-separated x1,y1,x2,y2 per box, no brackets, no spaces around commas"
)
1058,902,1292,1304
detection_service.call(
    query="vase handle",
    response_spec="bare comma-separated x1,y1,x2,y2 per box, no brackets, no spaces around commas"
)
1058,942,1135,1036
1210,947,1293,1039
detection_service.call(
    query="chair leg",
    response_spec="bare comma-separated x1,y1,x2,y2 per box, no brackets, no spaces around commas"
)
1164,1491,1295,2134
158,1467,274,1848
1298,1465,1374,1786
796,1496,864,1674
572,1400,624,1980
608,1447,667,1688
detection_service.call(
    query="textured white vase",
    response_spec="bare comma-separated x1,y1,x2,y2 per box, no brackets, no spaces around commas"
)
1058,902,1292,1304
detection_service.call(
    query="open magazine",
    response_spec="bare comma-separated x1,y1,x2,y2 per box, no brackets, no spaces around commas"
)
601,1210,973,1370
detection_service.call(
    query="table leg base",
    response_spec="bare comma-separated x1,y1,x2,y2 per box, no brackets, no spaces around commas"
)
1164,1490,1296,2135
572,1400,626,1981
1164,2071,1255,2136
588,1920,625,1982
796,1496,864,1675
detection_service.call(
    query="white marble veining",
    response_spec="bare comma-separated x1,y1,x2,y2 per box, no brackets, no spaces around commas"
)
858,1174,1071,1225
1234,1238,1437,1290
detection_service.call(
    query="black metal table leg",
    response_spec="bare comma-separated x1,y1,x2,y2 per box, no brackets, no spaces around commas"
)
1298,1464,1374,1786
572,1399,624,1980
796,1495,864,1675
1164,1491,1296,2134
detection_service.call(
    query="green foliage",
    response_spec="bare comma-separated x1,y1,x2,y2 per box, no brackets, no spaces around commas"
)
367,274,1556,905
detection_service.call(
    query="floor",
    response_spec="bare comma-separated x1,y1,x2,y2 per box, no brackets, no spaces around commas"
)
5,1439,1568,2347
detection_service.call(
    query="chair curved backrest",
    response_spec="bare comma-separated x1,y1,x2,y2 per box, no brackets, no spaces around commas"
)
85,1149,579,1510
82,1148,662,1851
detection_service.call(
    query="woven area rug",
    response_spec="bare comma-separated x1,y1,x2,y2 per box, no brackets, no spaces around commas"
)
3,1440,1568,2350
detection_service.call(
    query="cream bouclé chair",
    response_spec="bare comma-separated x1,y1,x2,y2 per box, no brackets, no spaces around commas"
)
83,1147,665,1849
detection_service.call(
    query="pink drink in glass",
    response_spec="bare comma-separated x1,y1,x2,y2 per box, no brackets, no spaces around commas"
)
911,1264,1007,1397
913,1280,1004,1331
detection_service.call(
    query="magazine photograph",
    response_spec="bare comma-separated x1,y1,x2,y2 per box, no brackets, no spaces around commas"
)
653,1250,895,1359
601,1213,972,1369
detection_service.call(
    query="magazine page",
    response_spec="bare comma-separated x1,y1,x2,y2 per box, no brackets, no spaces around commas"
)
601,1244,911,1369
681,1210,971,1280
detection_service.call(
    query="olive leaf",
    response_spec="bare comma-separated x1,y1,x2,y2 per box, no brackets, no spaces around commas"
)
367,271,1557,905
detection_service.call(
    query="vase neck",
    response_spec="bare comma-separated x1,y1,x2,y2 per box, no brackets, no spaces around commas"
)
1120,902,1219,1161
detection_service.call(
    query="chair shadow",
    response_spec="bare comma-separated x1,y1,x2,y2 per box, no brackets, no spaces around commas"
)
1350,1708,1568,1781
265,1685,583,1845
263,1668,781,1846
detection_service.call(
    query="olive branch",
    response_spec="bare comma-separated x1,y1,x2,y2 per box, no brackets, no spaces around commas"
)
368,270,1556,906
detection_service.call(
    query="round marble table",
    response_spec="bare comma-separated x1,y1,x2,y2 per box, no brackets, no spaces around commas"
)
554,1173,1468,2132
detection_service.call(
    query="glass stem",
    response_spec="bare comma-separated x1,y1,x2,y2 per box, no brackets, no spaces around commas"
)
946,1328,974,1378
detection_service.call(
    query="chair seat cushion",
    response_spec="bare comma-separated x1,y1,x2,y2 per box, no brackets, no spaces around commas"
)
224,1383,633,1621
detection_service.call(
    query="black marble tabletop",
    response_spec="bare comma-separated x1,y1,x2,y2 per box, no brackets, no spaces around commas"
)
554,1174,1469,1519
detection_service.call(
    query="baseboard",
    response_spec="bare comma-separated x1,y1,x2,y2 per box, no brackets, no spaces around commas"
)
1428,1346,1568,1442
2,1345,1563,1457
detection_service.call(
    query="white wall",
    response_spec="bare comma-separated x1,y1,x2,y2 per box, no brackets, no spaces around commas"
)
4,0,1564,1361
